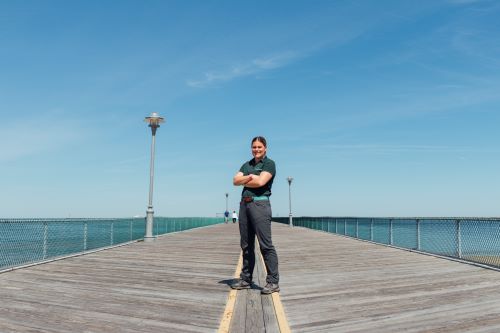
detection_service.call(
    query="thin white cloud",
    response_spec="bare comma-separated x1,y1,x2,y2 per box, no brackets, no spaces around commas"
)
101,155,149,175
184,1,400,89
186,51,299,88
318,144,499,154
448,0,491,4
0,114,83,161
450,29,500,68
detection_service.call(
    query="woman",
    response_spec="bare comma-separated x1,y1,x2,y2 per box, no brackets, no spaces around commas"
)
231,136,280,294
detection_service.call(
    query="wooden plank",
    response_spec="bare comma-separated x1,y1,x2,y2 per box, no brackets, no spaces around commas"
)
218,254,242,333
257,243,281,333
255,238,290,333
244,248,265,332
229,244,281,333
0,224,242,333
272,223,500,333
229,288,248,333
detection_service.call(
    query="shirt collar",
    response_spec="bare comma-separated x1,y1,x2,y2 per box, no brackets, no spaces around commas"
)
250,155,267,165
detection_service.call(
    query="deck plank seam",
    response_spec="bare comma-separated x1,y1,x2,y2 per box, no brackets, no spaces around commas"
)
218,252,242,333
257,242,291,333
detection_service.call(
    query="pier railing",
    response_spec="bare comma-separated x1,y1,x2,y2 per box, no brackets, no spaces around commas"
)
273,217,500,269
0,217,223,271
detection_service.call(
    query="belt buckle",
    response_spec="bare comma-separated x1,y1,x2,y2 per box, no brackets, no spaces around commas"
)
243,197,253,203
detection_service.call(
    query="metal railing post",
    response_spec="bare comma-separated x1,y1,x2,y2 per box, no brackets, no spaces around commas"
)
456,219,462,258
370,218,374,241
389,219,393,245
43,221,48,260
416,219,421,250
84,222,88,252
110,222,114,245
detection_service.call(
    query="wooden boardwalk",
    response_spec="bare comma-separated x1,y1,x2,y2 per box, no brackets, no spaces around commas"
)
274,224,500,332
1,223,500,332
0,224,241,333
227,242,283,333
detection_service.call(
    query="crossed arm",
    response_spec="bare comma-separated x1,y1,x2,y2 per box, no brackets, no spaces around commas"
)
233,171,273,188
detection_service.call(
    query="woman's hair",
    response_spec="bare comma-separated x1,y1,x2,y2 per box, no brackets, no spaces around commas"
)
251,136,267,147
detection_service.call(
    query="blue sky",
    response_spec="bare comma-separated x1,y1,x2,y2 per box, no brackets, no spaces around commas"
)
1,0,499,218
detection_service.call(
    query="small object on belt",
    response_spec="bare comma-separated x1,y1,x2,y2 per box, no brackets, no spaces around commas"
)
242,196,269,202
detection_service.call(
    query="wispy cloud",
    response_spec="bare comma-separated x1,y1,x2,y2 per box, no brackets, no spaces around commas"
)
184,1,399,89
0,113,83,161
448,0,492,4
450,29,500,68
318,144,499,155
186,51,299,88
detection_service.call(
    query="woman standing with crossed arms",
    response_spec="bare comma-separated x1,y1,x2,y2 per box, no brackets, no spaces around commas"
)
230,136,280,294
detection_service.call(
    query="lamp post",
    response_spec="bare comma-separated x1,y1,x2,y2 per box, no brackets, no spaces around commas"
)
287,176,293,227
144,112,165,242
225,193,229,223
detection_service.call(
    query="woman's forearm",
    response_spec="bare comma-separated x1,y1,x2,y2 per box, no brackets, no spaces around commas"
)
244,171,273,188
244,176,262,188
233,174,253,186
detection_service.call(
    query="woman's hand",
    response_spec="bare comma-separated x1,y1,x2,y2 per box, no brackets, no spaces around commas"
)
243,174,254,184
233,172,253,185
244,172,272,188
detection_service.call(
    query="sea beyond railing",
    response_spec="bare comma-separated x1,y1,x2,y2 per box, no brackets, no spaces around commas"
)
3,216,499,273
273,217,500,269
0,217,224,272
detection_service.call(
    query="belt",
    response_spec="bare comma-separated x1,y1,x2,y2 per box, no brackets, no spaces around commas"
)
242,196,269,203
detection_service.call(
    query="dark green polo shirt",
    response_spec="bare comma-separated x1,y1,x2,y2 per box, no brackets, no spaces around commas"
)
239,156,276,198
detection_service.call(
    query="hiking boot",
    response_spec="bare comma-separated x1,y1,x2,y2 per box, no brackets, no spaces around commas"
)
230,279,251,290
261,282,280,294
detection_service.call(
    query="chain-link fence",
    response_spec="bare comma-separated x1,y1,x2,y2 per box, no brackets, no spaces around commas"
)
273,217,500,269
0,217,223,271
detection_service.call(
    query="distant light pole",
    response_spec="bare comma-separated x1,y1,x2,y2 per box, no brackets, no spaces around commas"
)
225,193,229,223
144,112,165,242
287,176,293,227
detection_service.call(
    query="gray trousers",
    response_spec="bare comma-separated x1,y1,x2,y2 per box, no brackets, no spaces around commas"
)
238,200,279,284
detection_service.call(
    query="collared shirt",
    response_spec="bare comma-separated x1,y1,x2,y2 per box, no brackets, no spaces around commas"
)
239,156,276,198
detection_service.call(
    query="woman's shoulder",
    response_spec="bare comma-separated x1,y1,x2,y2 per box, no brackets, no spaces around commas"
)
263,156,275,165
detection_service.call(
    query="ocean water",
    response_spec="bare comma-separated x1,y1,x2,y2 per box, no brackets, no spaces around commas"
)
0,217,223,270
273,217,500,268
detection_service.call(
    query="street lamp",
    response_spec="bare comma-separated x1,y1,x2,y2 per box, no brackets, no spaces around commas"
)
144,112,165,242
225,193,229,223
287,176,293,227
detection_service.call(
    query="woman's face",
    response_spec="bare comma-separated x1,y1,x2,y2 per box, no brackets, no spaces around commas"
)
251,140,267,160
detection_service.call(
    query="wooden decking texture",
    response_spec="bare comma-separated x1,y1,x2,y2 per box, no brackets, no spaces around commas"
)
274,224,500,332
0,225,241,333
229,242,281,333
1,222,500,332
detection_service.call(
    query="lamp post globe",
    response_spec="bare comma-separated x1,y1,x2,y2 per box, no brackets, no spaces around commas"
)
287,177,293,227
144,112,165,242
